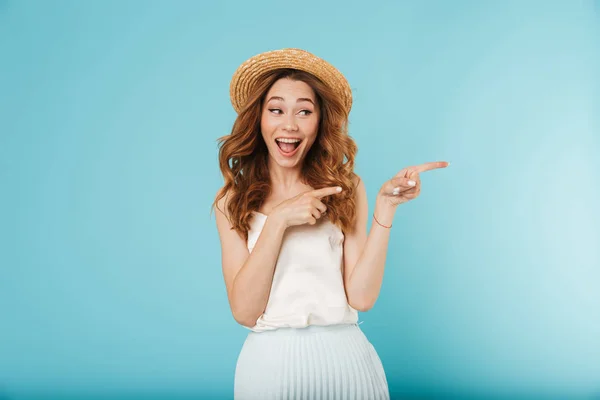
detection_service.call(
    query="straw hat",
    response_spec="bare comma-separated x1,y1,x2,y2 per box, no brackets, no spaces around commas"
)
229,48,353,115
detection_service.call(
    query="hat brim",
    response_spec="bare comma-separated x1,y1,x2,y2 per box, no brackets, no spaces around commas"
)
229,48,353,115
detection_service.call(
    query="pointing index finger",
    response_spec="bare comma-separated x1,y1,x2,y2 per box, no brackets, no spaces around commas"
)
414,161,450,173
311,186,343,199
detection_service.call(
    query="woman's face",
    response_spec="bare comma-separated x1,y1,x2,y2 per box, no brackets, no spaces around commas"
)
261,78,320,169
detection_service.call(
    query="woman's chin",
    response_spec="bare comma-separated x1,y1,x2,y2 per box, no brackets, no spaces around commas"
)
274,156,303,168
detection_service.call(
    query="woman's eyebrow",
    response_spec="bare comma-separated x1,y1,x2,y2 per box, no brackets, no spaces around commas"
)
297,98,315,105
267,96,315,106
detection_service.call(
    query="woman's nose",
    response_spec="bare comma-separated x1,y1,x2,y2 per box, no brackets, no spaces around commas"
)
283,116,298,132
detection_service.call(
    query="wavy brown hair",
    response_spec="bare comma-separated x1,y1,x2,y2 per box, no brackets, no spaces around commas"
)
212,68,359,241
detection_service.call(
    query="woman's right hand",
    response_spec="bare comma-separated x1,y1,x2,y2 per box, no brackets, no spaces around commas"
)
270,186,343,228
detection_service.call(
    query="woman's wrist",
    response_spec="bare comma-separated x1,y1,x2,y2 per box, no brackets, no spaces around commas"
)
373,195,396,228
265,211,289,233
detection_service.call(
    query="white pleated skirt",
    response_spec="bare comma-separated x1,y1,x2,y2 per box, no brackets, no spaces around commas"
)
234,323,390,400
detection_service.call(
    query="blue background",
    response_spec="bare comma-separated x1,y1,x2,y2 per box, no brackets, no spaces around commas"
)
1,0,599,399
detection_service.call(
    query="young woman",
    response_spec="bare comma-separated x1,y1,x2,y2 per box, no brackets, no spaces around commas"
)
213,48,449,399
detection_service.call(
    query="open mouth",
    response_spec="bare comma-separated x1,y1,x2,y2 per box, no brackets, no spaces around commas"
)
275,138,302,155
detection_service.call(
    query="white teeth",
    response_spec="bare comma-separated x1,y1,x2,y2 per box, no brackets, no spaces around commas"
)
276,138,301,144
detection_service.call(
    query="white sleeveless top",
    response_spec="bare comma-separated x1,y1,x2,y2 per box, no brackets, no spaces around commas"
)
245,211,359,332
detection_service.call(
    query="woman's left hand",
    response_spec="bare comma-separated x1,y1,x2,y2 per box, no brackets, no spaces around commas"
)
378,161,450,207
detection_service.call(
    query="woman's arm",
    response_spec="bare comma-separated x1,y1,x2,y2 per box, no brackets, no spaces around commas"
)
342,177,396,311
216,185,344,327
343,161,445,310
215,194,287,327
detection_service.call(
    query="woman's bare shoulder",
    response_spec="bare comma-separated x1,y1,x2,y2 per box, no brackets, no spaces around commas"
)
352,173,362,189
214,187,233,218
214,187,246,245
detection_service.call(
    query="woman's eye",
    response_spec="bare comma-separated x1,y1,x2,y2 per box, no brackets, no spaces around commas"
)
268,109,312,116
